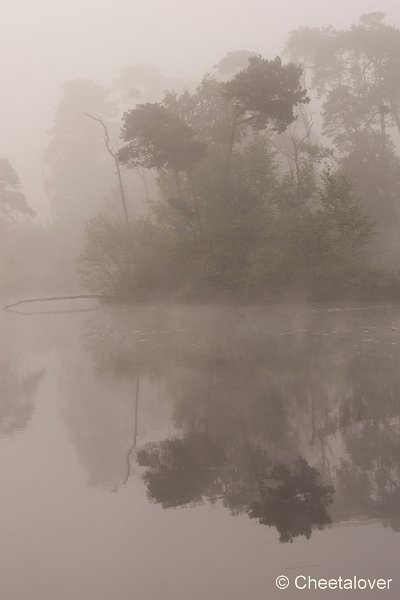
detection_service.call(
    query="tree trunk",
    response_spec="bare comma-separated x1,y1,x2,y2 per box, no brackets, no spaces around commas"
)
187,170,204,240
225,111,238,180
133,374,140,448
114,156,129,226
379,103,389,214
390,96,400,138
39,155,56,228
292,139,301,203
84,113,129,226
378,103,400,232
379,103,387,156
138,168,151,202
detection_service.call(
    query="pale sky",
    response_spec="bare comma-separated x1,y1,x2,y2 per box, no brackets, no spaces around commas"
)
1,0,400,220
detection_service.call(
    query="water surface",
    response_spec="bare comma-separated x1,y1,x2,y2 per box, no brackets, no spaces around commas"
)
1,302,400,598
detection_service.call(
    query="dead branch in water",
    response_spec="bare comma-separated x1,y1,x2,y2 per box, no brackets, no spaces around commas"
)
3,294,107,312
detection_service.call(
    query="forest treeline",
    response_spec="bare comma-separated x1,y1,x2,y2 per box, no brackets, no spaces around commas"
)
3,12,400,302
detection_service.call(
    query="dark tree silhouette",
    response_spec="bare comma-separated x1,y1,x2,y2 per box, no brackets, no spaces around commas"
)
221,56,309,177
249,459,334,543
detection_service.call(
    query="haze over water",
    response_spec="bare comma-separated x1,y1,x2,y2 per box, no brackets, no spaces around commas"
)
3,1,400,597
1,302,400,598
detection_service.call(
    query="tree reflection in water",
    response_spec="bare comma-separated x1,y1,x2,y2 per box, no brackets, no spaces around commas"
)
0,356,45,435
82,306,400,542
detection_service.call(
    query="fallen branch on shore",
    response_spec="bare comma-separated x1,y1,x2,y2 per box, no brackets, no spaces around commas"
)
3,294,107,312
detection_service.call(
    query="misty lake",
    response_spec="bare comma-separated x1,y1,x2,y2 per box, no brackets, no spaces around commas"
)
2,302,400,599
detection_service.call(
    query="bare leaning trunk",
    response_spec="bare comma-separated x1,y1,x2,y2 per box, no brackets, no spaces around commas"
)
114,156,129,225
84,113,129,226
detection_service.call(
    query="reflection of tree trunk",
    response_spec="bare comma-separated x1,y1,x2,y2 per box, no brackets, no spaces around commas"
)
319,435,332,483
205,368,213,433
173,169,182,197
123,373,140,486
240,419,265,501
133,373,140,448
308,387,316,445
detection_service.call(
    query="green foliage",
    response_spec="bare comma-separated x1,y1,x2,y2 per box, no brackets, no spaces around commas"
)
213,50,257,76
119,103,206,171
221,55,309,132
250,169,373,298
0,158,35,227
249,460,333,542
317,168,373,251
285,14,400,259
79,214,180,299
80,51,388,303
80,166,373,302
163,76,232,148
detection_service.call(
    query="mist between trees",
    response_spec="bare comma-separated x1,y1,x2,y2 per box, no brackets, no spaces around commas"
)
3,12,400,303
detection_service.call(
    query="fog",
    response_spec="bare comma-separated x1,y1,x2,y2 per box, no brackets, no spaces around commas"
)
2,302,400,599
2,0,400,221
3,4,400,598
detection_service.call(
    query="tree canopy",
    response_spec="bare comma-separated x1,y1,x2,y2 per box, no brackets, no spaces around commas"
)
0,158,35,226
119,103,207,172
